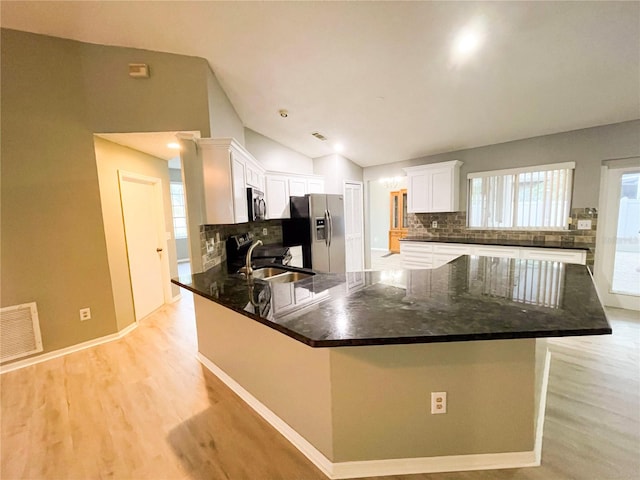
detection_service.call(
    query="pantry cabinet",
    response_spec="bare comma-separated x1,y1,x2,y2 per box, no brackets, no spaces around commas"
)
403,160,463,213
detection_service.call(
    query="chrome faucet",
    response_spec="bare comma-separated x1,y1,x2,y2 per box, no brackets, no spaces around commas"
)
245,240,263,277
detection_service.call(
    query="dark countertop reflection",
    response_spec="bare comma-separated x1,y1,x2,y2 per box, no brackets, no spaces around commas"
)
172,256,611,348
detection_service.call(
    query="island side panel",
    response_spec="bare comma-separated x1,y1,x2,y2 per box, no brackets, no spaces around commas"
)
193,296,335,460
329,339,536,462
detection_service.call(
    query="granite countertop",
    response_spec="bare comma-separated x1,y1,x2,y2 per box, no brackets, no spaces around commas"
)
172,256,611,348
400,236,591,250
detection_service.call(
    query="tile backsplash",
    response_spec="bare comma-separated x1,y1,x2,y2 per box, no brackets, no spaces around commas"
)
407,207,598,264
200,220,283,271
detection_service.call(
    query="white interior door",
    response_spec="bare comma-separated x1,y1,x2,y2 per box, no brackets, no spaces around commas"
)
119,172,168,320
344,181,365,272
594,159,640,311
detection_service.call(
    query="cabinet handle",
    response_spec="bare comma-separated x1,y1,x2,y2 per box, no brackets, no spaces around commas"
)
156,248,163,253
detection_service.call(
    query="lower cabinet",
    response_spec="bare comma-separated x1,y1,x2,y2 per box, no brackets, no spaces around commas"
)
400,241,587,268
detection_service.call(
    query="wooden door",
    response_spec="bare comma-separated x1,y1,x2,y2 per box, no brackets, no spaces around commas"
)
388,189,408,253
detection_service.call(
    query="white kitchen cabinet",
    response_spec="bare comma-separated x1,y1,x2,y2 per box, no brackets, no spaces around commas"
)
520,248,586,264
307,178,325,194
266,174,290,219
288,177,307,197
246,162,265,191
266,173,325,219
198,138,266,224
400,240,587,269
403,160,463,213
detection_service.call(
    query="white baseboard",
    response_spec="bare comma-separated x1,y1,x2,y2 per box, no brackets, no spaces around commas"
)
197,352,539,479
0,321,138,375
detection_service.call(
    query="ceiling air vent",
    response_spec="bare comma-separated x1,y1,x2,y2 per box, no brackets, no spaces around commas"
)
311,132,328,141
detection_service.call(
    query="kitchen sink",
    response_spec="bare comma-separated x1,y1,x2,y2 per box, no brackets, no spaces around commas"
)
249,267,314,283
250,267,290,279
265,271,313,283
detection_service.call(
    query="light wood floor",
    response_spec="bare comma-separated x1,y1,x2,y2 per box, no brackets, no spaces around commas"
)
1,291,639,480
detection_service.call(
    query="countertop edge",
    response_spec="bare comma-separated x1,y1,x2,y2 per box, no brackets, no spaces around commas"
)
172,278,611,348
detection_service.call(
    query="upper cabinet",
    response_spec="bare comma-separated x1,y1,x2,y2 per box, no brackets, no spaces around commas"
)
198,138,265,224
403,160,463,213
265,173,325,219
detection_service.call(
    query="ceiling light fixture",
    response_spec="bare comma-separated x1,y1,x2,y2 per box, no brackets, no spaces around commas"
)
333,143,344,153
279,109,288,118
451,17,486,65
167,142,181,150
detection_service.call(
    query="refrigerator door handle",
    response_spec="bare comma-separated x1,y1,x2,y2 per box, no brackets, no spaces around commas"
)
327,209,333,248
323,210,330,247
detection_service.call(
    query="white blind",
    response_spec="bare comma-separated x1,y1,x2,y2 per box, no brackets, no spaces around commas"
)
468,164,573,229
170,182,188,239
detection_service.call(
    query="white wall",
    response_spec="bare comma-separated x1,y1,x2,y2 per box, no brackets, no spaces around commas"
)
313,154,363,194
245,128,314,174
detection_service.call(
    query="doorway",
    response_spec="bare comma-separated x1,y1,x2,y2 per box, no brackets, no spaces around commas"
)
119,171,171,320
388,188,408,253
595,159,640,310
344,181,365,272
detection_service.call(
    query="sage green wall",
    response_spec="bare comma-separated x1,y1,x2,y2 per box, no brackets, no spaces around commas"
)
363,120,640,265
95,137,179,331
363,120,640,208
207,70,245,143
244,128,314,174
194,295,537,464
1,28,212,360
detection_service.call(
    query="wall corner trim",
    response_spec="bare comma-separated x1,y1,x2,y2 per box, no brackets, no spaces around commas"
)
196,352,541,479
0,321,138,375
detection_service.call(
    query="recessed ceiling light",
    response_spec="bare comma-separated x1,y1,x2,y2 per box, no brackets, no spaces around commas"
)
279,109,289,118
455,31,481,56
333,143,344,153
451,18,486,64
167,142,181,150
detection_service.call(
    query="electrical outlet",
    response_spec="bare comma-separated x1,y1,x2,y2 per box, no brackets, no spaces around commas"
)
79,308,91,321
431,391,447,414
431,221,438,228
262,228,268,235
577,219,592,230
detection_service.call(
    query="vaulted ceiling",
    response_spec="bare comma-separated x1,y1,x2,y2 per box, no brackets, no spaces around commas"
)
2,1,638,167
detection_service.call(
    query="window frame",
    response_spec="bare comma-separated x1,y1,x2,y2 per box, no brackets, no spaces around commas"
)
466,162,575,231
169,181,188,240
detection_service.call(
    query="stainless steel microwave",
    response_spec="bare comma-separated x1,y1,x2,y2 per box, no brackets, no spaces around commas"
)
247,187,266,221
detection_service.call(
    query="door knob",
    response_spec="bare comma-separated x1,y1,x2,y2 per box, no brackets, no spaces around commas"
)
156,248,163,252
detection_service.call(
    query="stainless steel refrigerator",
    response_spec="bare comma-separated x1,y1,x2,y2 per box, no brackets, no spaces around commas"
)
283,194,346,273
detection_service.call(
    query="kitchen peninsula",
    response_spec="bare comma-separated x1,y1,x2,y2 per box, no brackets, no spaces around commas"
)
172,256,610,479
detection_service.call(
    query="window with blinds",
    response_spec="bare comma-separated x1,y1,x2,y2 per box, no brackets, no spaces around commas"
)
170,182,188,239
467,162,574,230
